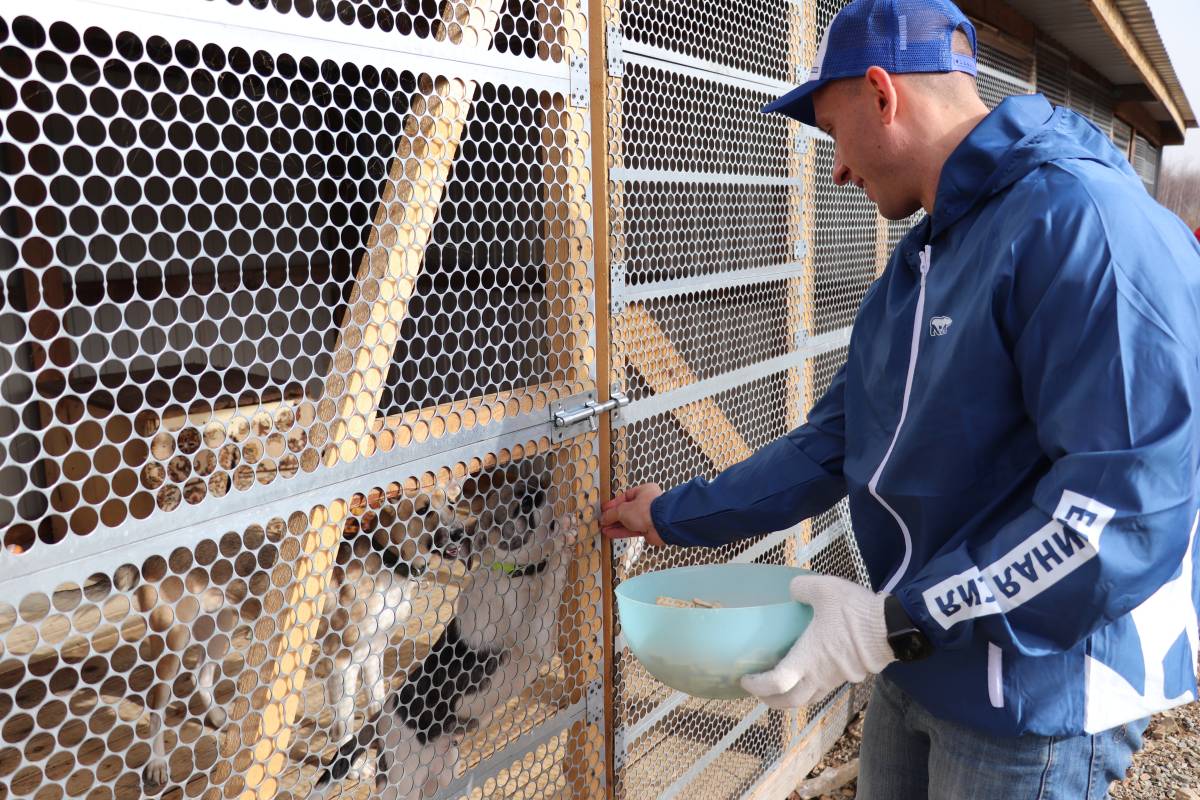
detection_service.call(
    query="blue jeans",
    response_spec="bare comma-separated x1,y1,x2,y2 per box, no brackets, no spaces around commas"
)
857,676,1147,800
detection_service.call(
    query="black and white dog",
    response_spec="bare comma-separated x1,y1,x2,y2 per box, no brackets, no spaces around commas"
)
313,459,575,797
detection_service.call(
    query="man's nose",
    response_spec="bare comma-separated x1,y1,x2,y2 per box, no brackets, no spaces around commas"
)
832,147,852,186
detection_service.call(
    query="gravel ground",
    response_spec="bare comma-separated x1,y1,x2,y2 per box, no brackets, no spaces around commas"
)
791,698,1200,799
1112,700,1200,799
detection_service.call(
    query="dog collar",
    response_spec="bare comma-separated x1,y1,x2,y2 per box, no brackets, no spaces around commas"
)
488,559,550,578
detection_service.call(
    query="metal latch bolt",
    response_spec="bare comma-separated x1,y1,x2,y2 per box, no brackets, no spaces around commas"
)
553,391,630,431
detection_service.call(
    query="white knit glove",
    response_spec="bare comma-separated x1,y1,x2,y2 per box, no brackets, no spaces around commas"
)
740,574,896,709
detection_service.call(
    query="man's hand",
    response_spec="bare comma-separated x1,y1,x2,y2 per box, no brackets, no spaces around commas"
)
600,484,666,547
740,574,895,709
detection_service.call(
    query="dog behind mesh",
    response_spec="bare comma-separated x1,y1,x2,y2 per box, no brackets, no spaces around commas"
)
312,456,577,797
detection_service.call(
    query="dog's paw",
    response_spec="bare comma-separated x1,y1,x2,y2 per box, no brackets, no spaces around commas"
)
142,759,169,790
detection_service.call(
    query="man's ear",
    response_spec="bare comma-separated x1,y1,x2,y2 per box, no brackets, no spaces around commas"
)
864,66,899,125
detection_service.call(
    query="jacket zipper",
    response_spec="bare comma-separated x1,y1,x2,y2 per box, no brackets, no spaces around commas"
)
873,245,931,594
988,643,1005,708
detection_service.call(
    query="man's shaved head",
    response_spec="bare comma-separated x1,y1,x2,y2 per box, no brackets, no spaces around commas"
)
811,27,990,219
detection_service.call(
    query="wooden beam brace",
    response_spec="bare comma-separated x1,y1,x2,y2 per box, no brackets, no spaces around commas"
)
954,0,1037,46
1114,83,1157,103
1115,101,1168,148
619,305,753,469
1087,0,1186,139
240,4,510,796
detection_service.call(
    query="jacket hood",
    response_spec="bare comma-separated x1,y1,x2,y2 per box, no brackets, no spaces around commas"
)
930,94,1141,238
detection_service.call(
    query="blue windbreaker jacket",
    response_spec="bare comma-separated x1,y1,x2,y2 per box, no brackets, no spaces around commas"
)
650,95,1200,736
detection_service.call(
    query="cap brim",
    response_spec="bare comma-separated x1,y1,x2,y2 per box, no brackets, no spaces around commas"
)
761,78,829,126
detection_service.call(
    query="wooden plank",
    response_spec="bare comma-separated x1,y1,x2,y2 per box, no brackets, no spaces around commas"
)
1087,0,1186,140
239,506,342,800
594,0,625,794
784,0,820,762
323,83,474,467
955,0,1037,46
371,379,567,441
1115,100,1168,148
742,690,855,800
620,305,753,467
240,4,510,794
585,0,618,793
973,22,1036,63
875,214,890,279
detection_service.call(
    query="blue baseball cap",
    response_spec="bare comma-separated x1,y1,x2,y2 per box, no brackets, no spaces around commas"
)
763,0,978,126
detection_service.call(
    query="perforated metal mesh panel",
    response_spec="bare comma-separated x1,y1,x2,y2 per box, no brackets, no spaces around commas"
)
1112,117,1133,162
604,0,875,795
1133,133,1161,198
619,0,794,84
1035,44,1070,109
1033,42,1120,139
0,1,605,799
1066,74,1115,138
616,182,796,286
975,41,1033,111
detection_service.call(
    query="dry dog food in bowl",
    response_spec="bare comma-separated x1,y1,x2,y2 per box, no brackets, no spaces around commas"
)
616,564,813,699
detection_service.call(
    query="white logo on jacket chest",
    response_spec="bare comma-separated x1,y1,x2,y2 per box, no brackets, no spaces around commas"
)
929,316,953,336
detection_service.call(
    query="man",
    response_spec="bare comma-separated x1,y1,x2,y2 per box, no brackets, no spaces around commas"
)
600,1,1200,797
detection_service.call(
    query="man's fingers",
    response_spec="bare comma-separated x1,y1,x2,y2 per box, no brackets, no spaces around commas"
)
787,574,843,607
740,662,801,699
601,496,622,512
599,505,621,526
754,678,818,710
740,628,814,698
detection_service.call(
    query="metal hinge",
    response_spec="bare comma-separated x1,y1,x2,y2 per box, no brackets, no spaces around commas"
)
552,391,630,442
613,727,628,770
569,54,589,108
794,128,810,155
585,679,605,726
610,260,627,316
607,23,625,77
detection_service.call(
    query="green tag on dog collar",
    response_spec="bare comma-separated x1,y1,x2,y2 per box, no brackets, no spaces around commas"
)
486,559,550,578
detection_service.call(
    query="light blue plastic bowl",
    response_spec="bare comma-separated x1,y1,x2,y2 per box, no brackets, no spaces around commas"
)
615,563,813,699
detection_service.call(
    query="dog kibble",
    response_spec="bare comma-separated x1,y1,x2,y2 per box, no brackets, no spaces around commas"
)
655,596,723,609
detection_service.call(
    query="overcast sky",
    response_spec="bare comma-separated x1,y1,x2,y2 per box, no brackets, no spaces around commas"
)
1148,0,1200,169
